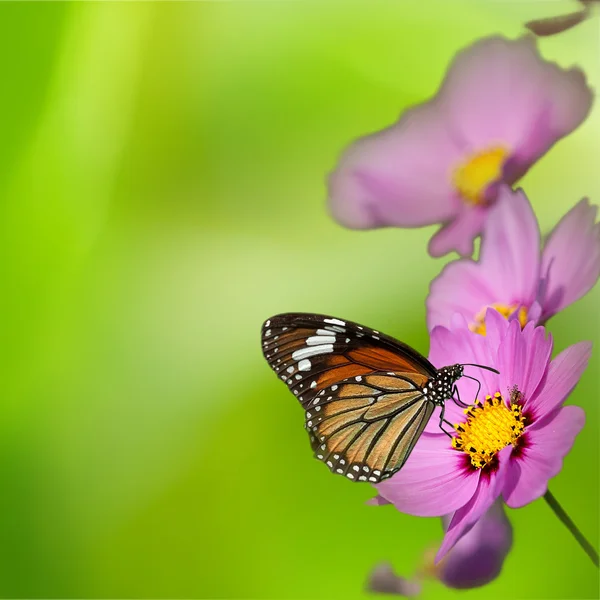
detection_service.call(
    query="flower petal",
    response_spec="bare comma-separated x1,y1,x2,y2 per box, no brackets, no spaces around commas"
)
426,187,540,330
436,446,511,561
526,300,543,326
479,187,540,306
426,258,496,331
438,35,592,162
503,406,585,508
525,9,589,38
376,433,478,517
503,63,592,184
484,307,511,353
527,341,592,417
437,499,513,589
497,319,553,402
540,199,600,319
428,205,488,258
327,103,461,229
543,64,593,140
437,36,550,149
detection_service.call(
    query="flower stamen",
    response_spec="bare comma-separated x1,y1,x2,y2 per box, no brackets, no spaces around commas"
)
452,146,509,205
452,392,526,468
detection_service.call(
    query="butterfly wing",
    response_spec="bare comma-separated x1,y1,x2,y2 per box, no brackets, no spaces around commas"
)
261,313,436,408
307,372,435,482
261,313,437,482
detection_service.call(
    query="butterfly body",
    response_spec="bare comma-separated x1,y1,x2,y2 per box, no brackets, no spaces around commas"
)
261,313,465,483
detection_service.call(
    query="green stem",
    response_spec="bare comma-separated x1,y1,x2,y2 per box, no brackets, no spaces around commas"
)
544,489,598,568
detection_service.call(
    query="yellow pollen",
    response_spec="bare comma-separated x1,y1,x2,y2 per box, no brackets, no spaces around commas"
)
470,303,528,336
452,146,509,205
452,392,526,468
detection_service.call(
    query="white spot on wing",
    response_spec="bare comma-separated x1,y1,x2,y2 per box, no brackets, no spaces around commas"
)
298,359,312,371
292,345,334,361
324,318,345,326
306,335,336,346
326,325,346,334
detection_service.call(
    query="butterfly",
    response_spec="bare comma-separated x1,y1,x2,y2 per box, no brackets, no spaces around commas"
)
261,313,498,483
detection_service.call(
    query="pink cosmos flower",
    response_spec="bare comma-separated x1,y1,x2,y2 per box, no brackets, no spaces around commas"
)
367,500,512,595
327,35,593,257
427,186,600,334
373,310,590,561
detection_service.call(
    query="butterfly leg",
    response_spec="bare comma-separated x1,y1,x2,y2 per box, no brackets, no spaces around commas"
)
452,385,470,409
438,403,455,439
460,375,482,406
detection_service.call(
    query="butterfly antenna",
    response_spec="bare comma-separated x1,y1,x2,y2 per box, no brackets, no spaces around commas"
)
461,363,500,375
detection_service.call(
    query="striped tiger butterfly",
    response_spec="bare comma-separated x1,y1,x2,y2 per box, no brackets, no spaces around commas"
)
261,313,498,483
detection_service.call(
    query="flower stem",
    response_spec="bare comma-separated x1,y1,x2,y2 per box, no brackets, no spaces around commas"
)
544,489,598,568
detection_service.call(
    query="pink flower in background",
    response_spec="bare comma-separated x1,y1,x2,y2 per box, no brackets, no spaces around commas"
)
434,501,512,589
367,500,512,595
427,186,600,334
373,311,589,560
327,35,593,257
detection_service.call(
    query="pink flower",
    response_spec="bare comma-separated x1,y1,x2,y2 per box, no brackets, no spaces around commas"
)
366,500,512,595
426,186,600,334
435,501,512,589
327,36,593,257
374,311,589,560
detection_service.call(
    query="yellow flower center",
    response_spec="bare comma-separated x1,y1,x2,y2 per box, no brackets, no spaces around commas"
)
452,146,509,205
470,303,528,336
452,392,525,468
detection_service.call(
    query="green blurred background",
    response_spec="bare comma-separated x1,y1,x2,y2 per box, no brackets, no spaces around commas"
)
0,1,597,598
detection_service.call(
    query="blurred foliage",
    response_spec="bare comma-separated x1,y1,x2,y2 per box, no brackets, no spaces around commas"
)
0,1,597,598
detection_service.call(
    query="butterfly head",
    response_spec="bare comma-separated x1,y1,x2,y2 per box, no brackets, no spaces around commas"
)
425,364,464,406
